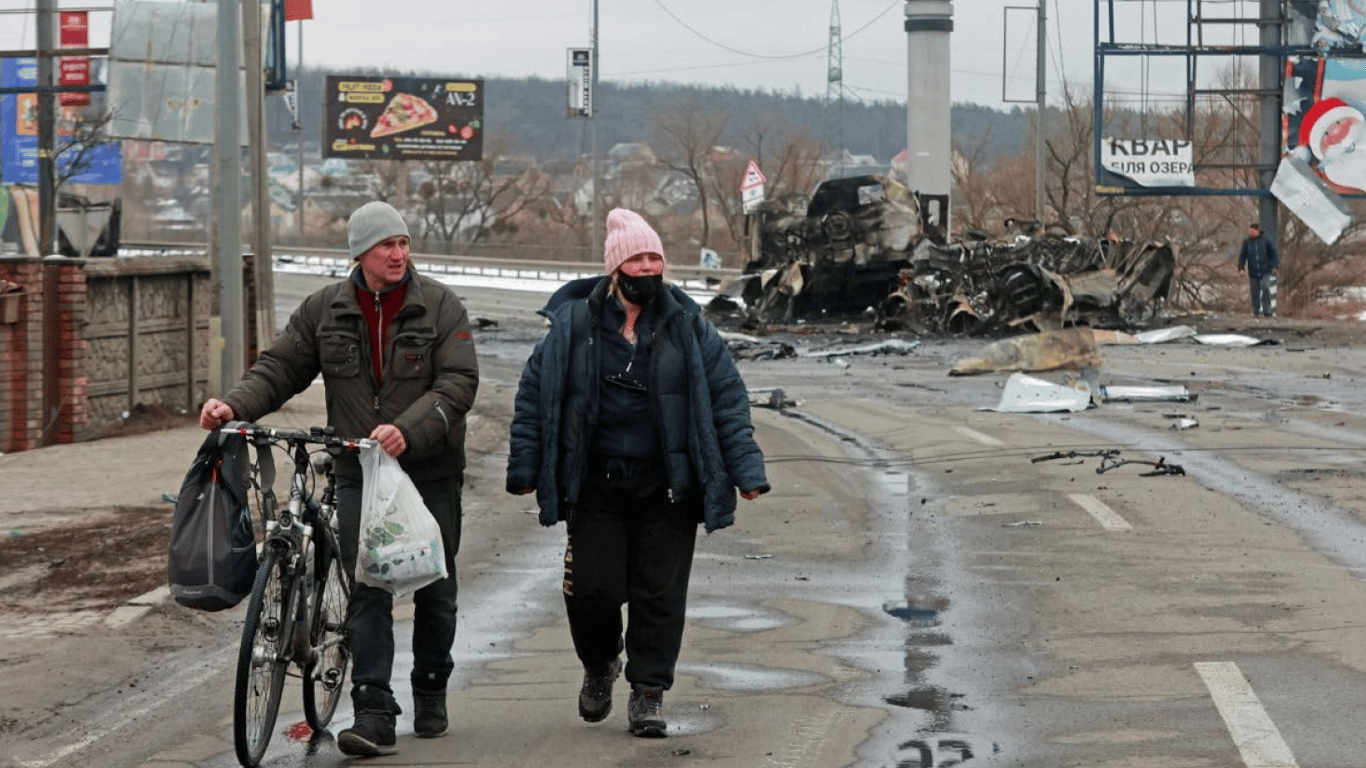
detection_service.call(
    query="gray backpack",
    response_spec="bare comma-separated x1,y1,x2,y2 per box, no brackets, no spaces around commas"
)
167,427,259,611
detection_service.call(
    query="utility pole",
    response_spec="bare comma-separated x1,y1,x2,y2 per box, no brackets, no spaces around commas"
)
589,0,601,264
296,21,304,240
243,0,274,350
36,0,55,256
827,0,845,176
1034,0,1046,226
214,0,245,393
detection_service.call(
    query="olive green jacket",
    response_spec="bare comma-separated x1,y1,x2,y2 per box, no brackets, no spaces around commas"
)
223,266,479,484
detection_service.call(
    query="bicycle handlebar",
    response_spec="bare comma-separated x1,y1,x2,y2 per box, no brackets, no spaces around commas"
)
219,422,377,452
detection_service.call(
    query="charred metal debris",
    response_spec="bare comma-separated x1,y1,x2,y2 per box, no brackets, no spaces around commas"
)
1032,449,1186,477
709,174,1176,335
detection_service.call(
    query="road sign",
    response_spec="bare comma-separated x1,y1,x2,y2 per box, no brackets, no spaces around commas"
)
741,160,766,213
741,159,765,190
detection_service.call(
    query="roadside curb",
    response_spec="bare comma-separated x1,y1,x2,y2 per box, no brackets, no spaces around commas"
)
105,585,171,628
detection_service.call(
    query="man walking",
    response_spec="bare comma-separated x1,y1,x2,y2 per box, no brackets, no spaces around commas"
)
1236,222,1279,317
200,201,479,757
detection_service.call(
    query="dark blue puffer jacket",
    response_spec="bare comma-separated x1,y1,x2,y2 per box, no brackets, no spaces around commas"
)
506,276,769,532
1237,234,1279,278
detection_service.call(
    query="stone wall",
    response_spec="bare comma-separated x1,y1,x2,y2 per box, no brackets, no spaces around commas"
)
0,255,211,451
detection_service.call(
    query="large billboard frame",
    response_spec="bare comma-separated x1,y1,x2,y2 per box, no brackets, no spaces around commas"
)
1091,0,1324,200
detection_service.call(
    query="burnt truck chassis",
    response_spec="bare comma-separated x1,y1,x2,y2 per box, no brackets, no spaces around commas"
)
716,174,1175,335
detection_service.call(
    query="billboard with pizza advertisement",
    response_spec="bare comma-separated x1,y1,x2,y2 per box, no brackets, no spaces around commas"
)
323,75,483,162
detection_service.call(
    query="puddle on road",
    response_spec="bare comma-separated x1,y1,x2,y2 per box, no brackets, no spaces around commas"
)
882,598,947,628
690,602,796,632
679,661,826,691
782,409,998,766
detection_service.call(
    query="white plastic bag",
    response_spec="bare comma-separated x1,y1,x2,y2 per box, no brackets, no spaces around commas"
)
357,444,448,597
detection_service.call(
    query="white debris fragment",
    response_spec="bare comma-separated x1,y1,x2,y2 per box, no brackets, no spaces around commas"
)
989,373,1092,413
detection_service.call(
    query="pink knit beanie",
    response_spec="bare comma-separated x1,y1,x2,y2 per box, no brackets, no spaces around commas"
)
603,208,665,274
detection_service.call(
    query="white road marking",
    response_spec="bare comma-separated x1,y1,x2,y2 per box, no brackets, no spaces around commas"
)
1195,661,1299,768
952,426,1003,446
1067,493,1133,531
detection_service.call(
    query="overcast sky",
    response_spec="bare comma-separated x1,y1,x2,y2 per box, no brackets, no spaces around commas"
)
0,0,1250,109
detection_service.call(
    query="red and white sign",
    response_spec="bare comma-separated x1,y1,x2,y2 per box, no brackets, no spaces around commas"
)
741,160,766,213
741,160,766,190
59,11,88,47
58,11,90,107
58,57,90,107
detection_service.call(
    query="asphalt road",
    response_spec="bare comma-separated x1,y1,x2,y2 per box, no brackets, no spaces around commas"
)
7,272,1366,768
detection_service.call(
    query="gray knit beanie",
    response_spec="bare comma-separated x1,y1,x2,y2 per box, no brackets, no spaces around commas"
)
347,201,409,259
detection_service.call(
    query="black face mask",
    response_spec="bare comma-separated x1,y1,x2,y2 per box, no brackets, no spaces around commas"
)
617,272,663,305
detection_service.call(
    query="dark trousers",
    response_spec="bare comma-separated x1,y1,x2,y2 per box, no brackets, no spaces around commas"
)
1248,273,1276,316
563,462,698,691
337,477,463,693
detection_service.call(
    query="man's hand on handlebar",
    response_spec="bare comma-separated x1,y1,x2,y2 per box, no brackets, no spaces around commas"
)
200,398,235,430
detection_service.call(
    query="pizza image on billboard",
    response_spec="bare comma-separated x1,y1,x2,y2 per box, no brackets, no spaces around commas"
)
371,93,439,138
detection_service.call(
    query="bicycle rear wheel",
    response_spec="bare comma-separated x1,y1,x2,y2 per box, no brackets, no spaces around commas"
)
233,547,292,767
302,532,351,729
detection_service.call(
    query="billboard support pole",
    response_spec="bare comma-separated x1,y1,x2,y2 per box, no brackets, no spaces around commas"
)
1257,0,1281,239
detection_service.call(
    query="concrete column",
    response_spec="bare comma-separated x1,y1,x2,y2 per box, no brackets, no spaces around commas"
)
905,0,953,234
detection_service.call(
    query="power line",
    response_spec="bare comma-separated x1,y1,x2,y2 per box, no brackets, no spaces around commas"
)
647,0,901,60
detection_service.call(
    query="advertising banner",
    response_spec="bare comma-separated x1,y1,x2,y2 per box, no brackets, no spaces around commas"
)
1100,138,1194,188
567,48,592,118
323,75,483,162
1,58,122,185
58,10,90,107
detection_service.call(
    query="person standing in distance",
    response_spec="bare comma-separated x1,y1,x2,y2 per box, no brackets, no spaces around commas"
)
199,200,479,757
506,208,770,738
1236,222,1280,317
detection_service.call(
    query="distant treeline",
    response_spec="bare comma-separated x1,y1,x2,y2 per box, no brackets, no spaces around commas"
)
270,65,1033,165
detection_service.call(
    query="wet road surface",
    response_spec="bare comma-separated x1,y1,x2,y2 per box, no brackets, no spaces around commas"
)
9,276,1366,768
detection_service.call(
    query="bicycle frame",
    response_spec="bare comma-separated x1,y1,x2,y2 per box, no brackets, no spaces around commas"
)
222,424,373,768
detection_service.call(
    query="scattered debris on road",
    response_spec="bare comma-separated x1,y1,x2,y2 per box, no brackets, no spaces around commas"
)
1032,448,1186,477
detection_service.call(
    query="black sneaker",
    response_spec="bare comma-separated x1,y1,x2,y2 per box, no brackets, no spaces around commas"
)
413,687,448,738
578,658,622,722
627,684,666,738
338,685,400,756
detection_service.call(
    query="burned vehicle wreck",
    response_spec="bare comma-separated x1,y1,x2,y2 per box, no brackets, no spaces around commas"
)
718,174,929,322
712,173,1176,335
881,233,1176,334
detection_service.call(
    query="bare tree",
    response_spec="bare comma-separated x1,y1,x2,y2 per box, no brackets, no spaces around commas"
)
412,146,551,254
652,97,727,250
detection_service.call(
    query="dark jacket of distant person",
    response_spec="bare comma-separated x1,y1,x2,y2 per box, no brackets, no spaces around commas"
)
1237,229,1279,278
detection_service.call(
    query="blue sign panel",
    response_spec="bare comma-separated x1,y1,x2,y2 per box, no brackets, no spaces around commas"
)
2,58,122,185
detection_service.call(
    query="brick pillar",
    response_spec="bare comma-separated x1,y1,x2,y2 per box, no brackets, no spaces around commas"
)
0,258,43,452
42,259,88,445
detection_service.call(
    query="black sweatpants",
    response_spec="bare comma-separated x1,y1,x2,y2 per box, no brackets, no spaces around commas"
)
562,458,699,690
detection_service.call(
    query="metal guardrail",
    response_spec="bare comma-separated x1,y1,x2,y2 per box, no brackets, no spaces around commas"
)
121,241,741,283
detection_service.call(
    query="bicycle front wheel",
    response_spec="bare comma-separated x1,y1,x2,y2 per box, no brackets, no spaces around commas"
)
233,547,292,767
302,533,351,730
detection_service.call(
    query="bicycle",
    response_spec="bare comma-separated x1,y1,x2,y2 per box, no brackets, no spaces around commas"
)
219,423,375,768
